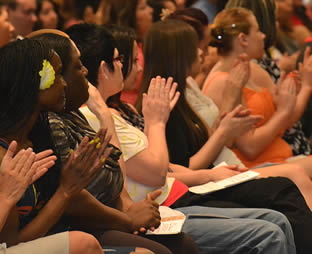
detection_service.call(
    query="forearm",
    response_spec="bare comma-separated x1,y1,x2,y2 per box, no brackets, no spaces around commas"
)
220,85,242,115
144,123,169,177
189,127,228,169
235,112,288,159
65,189,133,233
18,188,70,242
0,197,14,232
169,164,210,187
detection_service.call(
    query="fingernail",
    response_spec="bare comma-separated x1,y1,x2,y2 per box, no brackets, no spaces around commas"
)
96,142,101,149
95,138,100,143
89,139,95,145
69,149,73,154
101,157,106,163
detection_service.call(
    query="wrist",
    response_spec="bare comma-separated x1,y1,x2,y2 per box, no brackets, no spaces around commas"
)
0,194,16,209
214,126,229,142
300,84,312,93
145,122,166,133
197,170,212,185
56,185,72,201
123,212,135,233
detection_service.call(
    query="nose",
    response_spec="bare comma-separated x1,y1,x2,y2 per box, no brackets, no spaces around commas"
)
9,23,15,36
262,32,266,39
82,65,88,76
61,76,67,87
31,13,38,23
148,5,153,14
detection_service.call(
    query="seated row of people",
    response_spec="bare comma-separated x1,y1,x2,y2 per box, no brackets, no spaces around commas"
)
2,3,312,254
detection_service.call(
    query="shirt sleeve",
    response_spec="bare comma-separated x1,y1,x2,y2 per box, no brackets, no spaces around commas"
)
112,113,148,161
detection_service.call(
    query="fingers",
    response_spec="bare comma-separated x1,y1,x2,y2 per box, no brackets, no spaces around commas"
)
99,61,109,80
228,104,245,117
33,155,57,170
3,140,18,162
34,149,54,161
19,149,36,176
168,78,176,101
170,90,180,111
238,167,249,172
12,148,33,175
148,77,156,98
304,46,311,64
225,165,239,171
146,189,162,201
31,167,49,183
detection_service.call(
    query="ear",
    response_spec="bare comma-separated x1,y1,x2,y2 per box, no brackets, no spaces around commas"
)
237,32,248,48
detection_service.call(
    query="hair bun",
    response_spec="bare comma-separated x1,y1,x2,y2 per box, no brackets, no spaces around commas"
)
209,26,225,47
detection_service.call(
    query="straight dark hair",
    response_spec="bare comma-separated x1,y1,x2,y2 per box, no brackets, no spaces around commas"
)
106,25,137,115
66,23,117,87
137,19,208,151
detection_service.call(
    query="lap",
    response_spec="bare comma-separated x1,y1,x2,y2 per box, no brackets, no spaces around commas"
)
1,232,69,254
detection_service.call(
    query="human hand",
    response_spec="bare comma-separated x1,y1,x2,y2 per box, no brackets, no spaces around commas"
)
298,47,312,91
125,189,161,234
59,128,113,198
275,72,297,116
218,105,263,140
201,46,219,74
86,82,109,116
0,141,56,205
226,53,250,89
142,76,178,126
278,52,299,74
98,60,124,94
86,82,115,130
206,165,248,182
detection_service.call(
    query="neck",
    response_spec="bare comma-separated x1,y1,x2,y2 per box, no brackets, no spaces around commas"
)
1,109,40,147
218,50,250,71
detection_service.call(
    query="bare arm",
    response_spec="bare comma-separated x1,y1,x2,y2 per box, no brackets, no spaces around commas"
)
16,130,111,242
235,77,296,159
123,77,178,187
189,105,262,169
169,163,244,187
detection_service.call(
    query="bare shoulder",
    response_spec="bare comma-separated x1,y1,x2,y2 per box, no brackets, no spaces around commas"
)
203,72,229,94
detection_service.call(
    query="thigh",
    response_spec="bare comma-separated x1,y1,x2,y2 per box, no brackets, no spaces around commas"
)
180,214,292,254
176,206,296,254
96,230,172,254
3,232,69,254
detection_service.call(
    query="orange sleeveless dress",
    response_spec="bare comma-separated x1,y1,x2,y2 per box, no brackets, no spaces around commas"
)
203,72,293,168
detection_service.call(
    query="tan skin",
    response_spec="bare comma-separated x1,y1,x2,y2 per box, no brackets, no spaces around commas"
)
0,6,15,47
0,52,112,246
38,0,58,29
204,12,312,210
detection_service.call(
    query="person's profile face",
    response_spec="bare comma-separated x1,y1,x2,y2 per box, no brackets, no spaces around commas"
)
8,0,37,36
0,7,15,47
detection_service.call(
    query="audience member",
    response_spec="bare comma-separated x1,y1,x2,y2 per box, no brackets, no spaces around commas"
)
8,0,37,37
0,0,15,46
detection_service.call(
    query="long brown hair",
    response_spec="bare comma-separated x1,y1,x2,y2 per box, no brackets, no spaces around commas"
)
137,19,208,151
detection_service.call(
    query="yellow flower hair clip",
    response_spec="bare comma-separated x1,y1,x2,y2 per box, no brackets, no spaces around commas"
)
160,8,174,21
39,59,55,90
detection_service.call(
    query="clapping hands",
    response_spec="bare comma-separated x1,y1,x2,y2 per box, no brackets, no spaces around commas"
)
0,141,56,206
